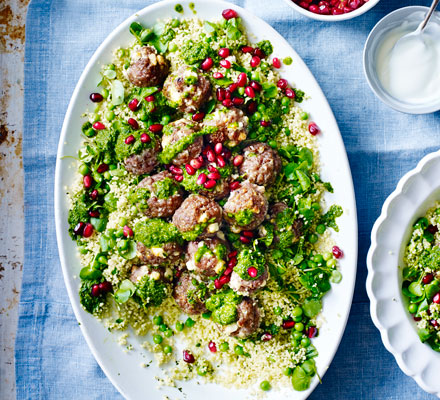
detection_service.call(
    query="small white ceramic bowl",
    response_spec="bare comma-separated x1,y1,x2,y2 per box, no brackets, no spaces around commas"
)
363,6,440,114
367,150,440,397
282,0,380,22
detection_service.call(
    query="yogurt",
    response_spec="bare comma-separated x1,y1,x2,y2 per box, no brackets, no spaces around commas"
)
375,12,440,105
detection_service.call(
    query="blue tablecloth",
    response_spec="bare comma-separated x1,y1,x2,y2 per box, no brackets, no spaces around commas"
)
16,0,440,398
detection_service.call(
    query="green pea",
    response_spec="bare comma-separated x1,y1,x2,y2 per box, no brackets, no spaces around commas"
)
161,115,171,125
115,228,124,238
219,342,229,352
153,334,163,344
105,111,115,121
103,171,111,180
202,311,211,319
168,43,178,52
312,254,324,264
300,112,309,120
78,246,88,255
98,255,108,265
107,63,115,70
309,234,318,244
164,329,173,338
293,315,302,322
291,339,299,348
93,172,103,184
238,87,245,96
281,97,290,107
171,18,180,27
185,317,195,328
257,104,266,113
284,367,293,376
307,260,317,269
301,337,311,347
153,315,163,326
108,103,116,111
311,202,320,211
163,345,172,354
292,306,303,318
101,88,109,98
175,321,184,331
327,259,336,268
293,331,302,340
316,224,326,234
251,71,260,81
274,306,282,315
103,153,112,164
119,217,127,227
109,164,117,170
295,322,304,332
234,345,244,356
197,366,207,376
323,252,332,261
159,324,168,332
117,239,128,250
283,57,293,65
408,303,418,314
268,140,277,149
92,114,100,123
78,163,89,176
260,381,271,391
260,61,268,70
253,111,262,120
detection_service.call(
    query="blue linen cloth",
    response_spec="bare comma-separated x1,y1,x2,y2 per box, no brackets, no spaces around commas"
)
16,0,440,398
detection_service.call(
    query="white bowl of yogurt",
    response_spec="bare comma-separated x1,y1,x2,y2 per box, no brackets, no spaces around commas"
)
363,6,440,114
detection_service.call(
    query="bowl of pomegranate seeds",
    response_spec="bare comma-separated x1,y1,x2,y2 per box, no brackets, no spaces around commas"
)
283,0,380,21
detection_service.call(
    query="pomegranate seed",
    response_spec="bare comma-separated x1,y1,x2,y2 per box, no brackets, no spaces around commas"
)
183,350,195,363
140,133,151,143
128,98,139,111
185,164,196,175
208,341,217,353
241,46,254,53
89,189,98,200
228,251,237,258
433,292,440,304
233,155,244,167
192,112,205,122
88,210,100,218
149,124,163,133
190,158,203,170
307,326,317,338
220,59,231,69
219,275,230,285
250,56,261,68
228,258,237,268
217,88,226,101
229,83,239,93
97,164,108,173
216,155,226,167
83,223,94,238
145,95,155,102
332,245,343,258
204,180,216,189
261,333,272,341
237,73,247,87
253,48,265,58
207,149,216,162
224,89,232,99
319,3,331,14
207,165,218,173
218,48,230,58
242,230,254,238
91,284,101,297
169,165,183,175
309,122,321,136
239,236,251,244
213,72,224,79
427,225,438,234
231,97,244,107
229,181,241,190
222,8,238,20
222,99,233,108
201,57,214,71
99,281,112,294
250,81,262,92
208,172,221,180
224,267,233,276
214,279,223,289
260,120,271,127
431,320,439,328
272,58,281,68
423,274,434,285
125,135,135,145
247,101,257,115
196,173,207,185
174,175,183,182
214,143,223,154
127,118,139,130
73,222,85,236
247,266,258,277
309,4,320,13
282,321,295,329
413,316,422,321
245,86,255,98
285,88,296,99
332,7,344,14
123,225,133,237
92,121,105,130
222,147,232,159
90,93,103,103
277,79,288,90
83,175,93,189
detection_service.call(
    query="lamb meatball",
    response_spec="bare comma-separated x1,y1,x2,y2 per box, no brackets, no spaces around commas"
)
172,194,222,240
229,298,261,338
138,171,183,218
129,265,171,283
127,46,170,87
186,237,229,277
239,142,281,186
223,181,268,232
163,66,211,113
205,106,248,148
173,273,207,315
229,267,268,295
161,119,203,166
124,140,161,175
137,241,182,266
